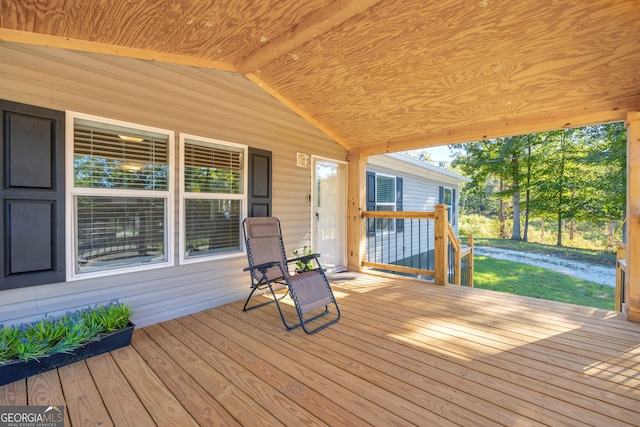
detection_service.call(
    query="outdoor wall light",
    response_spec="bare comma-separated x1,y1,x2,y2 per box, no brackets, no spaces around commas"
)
297,152,309,167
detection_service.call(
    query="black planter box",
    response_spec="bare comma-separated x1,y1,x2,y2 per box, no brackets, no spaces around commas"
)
0,323,134,387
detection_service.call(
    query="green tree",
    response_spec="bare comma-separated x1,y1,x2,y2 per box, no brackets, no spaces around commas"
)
452,123,626,245
453,135,533,240
580,123,626,221
528,127,622,246
458,176,500,216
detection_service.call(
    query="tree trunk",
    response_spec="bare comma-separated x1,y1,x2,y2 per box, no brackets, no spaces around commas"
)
557,214,563,246
523,189,530,241
511,157,522,240
523,144,532,242
511,192,521,240
499,178,506,239
556,132,566,246
569,219,575,241
541,218,545,240
608,222,614,247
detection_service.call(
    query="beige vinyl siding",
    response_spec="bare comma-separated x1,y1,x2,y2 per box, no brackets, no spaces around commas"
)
0,42,346,327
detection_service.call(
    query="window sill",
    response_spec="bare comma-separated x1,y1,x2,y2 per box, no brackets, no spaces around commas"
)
180,250,245,265
68,259,173,281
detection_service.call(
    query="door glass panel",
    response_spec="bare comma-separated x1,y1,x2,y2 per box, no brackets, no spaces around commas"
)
315,160,346,271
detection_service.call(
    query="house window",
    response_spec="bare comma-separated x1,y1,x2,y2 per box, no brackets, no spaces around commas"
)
440,186,456,225
180,134,246,262
366,171,404,235
69,113,174,278
375,174,396,232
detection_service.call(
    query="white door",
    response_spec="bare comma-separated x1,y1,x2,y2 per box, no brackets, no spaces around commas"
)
312,157,347,272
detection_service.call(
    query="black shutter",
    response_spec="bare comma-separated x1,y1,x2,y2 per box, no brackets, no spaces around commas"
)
395,177,404,232
0,100,65,290
438,185,444,204
452,188,457,225
247,148,272,217
366,171,376,236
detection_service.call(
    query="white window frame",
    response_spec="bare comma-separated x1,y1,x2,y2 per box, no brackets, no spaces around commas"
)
375,173,397,233
442,186,454,224
178,133,248,264
65,112,175,281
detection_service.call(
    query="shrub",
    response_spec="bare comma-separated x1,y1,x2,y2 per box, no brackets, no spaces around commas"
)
459,214,501,238
461,214,623,251
0,300,133,365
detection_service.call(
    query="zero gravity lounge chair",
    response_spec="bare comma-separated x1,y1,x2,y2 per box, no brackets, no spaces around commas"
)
242,217,340,334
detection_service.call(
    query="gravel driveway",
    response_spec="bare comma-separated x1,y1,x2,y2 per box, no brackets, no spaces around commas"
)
474,246,617,287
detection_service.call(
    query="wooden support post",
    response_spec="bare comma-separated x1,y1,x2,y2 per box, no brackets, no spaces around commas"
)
626,111,640,322
468,235,474,288
347,151,367,272
434,204,448,285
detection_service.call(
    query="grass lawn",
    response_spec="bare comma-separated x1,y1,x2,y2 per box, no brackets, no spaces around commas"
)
473,255,615,310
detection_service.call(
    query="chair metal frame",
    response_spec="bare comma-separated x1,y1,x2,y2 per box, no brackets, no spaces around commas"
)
242,217,340,334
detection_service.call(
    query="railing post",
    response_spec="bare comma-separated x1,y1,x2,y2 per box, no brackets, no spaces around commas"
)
467,234,474,288
453,242,461,285
434,204,448,285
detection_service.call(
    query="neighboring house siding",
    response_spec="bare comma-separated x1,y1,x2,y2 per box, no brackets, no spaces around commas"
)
366,158,466,267
368,158,464,233
0,42,346,327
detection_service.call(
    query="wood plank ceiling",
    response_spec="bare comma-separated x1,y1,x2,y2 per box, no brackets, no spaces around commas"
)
1,0,639,155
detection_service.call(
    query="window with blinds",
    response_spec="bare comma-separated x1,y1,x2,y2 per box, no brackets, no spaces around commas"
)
76,196,166,273
376,174,396,205
442,186,454,225
181,136,246,261
70,114,173,277
375,174,396,232
74,118,169,190
183,139,243,194
185,199,241,256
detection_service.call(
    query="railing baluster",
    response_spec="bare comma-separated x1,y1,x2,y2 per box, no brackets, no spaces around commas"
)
362,210,472,285
411,218,414,269
395,218,398,268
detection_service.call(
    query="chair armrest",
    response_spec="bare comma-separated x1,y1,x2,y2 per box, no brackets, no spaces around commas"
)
286,253,320,264
243,261,280,272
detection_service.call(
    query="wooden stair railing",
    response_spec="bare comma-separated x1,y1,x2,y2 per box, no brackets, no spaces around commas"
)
446,217,474,287
362,210,436,278
362,203,473,286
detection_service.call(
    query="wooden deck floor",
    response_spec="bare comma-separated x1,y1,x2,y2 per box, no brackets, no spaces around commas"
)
2,272,640,426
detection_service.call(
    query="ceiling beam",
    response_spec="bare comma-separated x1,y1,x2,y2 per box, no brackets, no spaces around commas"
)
0,29,236,72
354,96,640,156
236,0,382,75
246,72,350,150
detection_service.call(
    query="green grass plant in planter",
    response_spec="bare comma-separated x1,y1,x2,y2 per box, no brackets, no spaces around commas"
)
0,300,134,386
